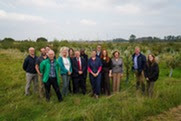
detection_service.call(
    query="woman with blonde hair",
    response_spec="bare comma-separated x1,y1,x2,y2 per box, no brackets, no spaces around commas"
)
58,47,72,96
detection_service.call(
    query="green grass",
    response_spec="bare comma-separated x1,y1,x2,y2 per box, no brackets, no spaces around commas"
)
0,49,181,121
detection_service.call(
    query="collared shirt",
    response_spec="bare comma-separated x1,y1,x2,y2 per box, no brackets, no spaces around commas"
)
76,57,82,70
49,60,56,77
134,54,140,70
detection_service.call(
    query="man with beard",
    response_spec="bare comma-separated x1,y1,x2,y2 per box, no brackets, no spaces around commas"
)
35,48,48,98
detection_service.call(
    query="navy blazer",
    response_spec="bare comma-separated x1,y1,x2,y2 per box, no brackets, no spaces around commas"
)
72,57,87,78
132,53,146,73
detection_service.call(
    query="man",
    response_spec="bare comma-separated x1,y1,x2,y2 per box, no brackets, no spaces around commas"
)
132,47,146,93
72,50,87,94
45,46,51,56
96,45,102,58
35,48,47,98
23,47,38,96
40,50,63,102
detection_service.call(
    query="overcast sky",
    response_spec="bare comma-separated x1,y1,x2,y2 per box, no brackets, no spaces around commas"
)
0,0,181,41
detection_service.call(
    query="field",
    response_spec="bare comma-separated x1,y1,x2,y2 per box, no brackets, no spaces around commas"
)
0,42,181,121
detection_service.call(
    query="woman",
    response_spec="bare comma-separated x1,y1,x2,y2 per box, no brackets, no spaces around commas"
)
68,48,75,93
58,47,72,96
100,49,112,96
144,54,159,97
88,50,102,99
111,51,123,93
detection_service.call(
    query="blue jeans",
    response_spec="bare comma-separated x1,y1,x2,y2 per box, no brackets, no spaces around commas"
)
90,74,101,95
62,74,70,96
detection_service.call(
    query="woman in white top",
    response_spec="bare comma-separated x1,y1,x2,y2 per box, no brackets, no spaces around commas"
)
58,47,72,96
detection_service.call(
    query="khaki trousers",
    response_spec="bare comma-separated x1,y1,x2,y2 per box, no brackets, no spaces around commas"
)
112,73,122,93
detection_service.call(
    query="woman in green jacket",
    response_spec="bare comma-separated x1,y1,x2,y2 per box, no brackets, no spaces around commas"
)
40,50,63,102
58,47,72,96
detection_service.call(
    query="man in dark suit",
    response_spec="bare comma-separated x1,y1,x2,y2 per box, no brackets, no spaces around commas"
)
96,45,102,58
72,50,87,94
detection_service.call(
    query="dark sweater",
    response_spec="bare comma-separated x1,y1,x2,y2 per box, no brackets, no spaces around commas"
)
101,58,112,73
23,55,38,74
144,62,159,82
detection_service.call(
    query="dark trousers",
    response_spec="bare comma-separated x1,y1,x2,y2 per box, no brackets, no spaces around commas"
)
101,68,111,95
69,77,72,93
73,75,86,94
44,77,63,102
90,74,101,95
146,81,155,97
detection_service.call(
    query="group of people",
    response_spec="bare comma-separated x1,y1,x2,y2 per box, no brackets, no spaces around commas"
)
23,45,159,102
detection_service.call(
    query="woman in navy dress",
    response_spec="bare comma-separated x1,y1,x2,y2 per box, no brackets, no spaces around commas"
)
88,50,102,99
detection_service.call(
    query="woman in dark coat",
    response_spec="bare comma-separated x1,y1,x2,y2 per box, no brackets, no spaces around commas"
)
100,49,112,96
144,54,159,97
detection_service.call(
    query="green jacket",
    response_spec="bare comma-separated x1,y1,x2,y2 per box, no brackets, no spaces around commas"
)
40,58,60,85
58,56,72,75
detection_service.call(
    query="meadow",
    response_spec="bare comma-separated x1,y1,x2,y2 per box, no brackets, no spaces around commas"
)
0,42,181,121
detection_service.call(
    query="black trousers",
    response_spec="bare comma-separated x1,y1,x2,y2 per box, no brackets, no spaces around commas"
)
101,68,111,95
44,77,63,101
73,75,86,94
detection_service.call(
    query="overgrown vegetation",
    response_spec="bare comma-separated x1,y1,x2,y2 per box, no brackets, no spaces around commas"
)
0,41,181,121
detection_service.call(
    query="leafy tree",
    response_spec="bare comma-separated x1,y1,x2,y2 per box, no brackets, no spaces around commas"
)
1,38,15,49
129,34,136,42
36,37,48,42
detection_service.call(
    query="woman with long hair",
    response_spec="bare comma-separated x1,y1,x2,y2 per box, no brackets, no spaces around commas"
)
144,54,159,97
100,49,112,96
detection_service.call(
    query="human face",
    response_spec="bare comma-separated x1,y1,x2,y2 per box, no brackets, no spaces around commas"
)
75,51,80,58
41,48,46,56
48,51,55,60
148,55,154,62
97,45,101,52
135,47,140,55
62,50,67,57
45,47,50,54
69,50,74,55
29,48,35,56
102,50,107,57
91,51,96,58
114,52,119,58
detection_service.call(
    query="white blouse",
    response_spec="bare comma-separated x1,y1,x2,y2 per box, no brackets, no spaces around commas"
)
63,57,70,71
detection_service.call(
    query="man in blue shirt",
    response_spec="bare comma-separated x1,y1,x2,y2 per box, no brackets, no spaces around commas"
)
132,47,146,93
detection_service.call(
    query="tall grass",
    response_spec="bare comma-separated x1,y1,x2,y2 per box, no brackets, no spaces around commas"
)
0,49,181,121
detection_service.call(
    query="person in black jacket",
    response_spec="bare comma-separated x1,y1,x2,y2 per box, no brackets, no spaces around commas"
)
144,54,159,97
132,47,146,93
68,48,75,93
80,49,88,92
23,47,38,96
100,49,112,96
72,50,87,94
96,45,102,58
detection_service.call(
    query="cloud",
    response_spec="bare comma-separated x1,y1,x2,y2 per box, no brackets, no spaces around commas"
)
17,0,64,9
0,9,48,23
115,4,141,14
80,19,97,26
